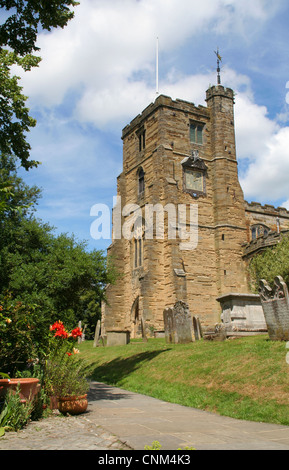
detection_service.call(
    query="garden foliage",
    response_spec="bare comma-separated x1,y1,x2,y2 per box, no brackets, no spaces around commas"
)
249,234,289,290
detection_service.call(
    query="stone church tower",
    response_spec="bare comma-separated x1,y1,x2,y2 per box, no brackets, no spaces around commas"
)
101,84,289,339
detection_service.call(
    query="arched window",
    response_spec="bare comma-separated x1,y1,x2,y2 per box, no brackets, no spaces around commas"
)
190,121,204,144
138,167,145,195
251,224,270,240
133,217,145,268
137,127,146,152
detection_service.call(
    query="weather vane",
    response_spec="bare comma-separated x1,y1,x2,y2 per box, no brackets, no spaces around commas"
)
214,48,222,85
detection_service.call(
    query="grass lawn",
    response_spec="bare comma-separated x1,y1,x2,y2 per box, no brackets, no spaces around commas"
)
79,335,289,426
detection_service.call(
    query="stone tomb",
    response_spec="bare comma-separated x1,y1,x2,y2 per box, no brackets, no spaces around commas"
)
163,301,193,344
259,276,289,341
217,293,267,335
105,330,130,347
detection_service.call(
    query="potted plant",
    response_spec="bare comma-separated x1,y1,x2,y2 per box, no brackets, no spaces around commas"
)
0,372,40,404
0,297,50,403
44,348,90,415
44,321,91,415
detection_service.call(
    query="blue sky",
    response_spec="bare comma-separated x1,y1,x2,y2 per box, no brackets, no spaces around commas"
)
15,0,289,252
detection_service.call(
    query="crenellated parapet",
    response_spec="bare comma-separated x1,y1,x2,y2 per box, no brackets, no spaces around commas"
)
245,201,289,219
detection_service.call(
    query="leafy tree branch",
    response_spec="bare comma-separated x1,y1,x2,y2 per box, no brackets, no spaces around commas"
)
0,0,79,55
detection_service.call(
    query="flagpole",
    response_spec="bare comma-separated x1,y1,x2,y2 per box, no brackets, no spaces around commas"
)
214,48,222,85
217,55,221,84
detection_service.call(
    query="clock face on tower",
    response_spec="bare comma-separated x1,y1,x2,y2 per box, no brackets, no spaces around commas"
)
182,152,207,198
185,169,204,192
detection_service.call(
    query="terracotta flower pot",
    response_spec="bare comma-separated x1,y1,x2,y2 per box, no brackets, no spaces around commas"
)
0,378,40,403
58,394,88,415
49,395,59,410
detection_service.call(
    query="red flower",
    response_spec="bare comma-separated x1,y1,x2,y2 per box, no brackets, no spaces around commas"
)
50,320,64,331
50,321,83,340
50,320,69,338
66,352,72,356
54,329,69,339
70,327,82,339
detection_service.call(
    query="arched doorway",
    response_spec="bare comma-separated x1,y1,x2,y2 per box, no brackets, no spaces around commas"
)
130,296,140,339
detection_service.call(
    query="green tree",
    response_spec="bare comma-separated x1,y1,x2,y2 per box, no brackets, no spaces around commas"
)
0,0,79,56
0,154,117,339
0,50,41,170
0,153,40,217
0,0,79,170
1,218,116,334
249,234,289,290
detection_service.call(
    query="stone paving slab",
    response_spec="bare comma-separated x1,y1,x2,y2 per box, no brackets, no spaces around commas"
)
1,381,289,451
0,410,132,451
88,382,289,450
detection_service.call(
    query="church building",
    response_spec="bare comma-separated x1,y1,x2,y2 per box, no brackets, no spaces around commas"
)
101,83,289,339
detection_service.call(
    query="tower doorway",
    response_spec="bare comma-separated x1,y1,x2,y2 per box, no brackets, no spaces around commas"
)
131,296,140,338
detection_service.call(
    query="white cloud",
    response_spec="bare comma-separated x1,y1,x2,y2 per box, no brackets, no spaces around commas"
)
213,0,281,36
75,79,155,129
13,0,288,247
235,93,279,160
18,0,281,123
240,125,289,203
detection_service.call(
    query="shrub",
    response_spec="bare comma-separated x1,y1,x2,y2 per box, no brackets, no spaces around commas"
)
0,386,34,433
0,294,51,375
249,234,289,290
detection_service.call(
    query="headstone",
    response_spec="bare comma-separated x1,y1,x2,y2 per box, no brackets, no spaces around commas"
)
163,301,193,344
141,317,148,342
259,276,289,341
78,321,82,344
93,320,101,347
193,316,202,340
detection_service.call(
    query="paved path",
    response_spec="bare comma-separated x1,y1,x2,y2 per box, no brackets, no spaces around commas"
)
1,381,289,450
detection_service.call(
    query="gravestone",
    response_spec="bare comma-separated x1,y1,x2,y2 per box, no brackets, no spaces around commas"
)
259,276,289,341
193,316,202,341
93,320,101,347
141,317,148,342
77,321,86,343
163,301,193,344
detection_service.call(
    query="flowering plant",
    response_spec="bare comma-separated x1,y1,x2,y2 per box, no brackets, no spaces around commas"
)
44,321,91,399
44,350,90,398
49,320,82,355
50,320,82,340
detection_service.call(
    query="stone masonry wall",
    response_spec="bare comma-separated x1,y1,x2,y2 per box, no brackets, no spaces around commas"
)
102,87,281,338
